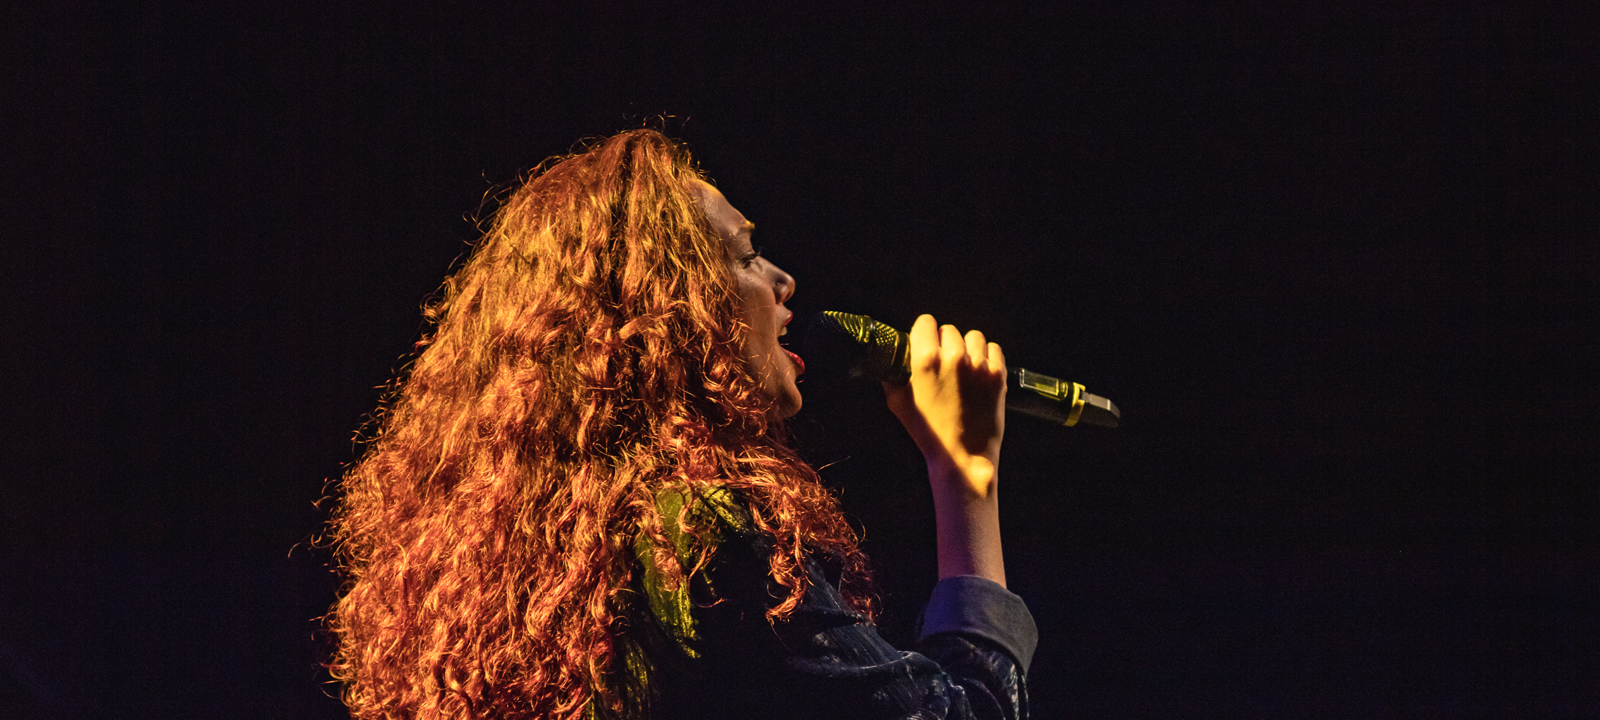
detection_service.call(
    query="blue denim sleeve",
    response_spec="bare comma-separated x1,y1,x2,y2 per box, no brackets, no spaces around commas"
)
634,507,1033,720
915,575,1037,720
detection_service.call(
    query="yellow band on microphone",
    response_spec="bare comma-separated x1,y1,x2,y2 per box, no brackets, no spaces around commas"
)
1064,382,1086,427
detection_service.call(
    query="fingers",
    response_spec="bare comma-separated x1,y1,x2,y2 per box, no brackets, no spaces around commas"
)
964,329,987,367
939,323,965,367
986,341,1005,374
908,314,1006,374
909,314,940,371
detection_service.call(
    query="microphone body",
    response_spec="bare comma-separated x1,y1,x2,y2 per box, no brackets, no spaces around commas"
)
804,311,1121,429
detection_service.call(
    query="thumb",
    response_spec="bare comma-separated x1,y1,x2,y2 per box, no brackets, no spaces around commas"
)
883,380,930,435
882,380,917,420
882,379,910,412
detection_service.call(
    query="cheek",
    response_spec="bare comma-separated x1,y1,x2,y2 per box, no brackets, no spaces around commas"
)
738,281,772,318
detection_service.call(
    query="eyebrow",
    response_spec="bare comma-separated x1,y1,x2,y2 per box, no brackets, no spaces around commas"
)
739,221,756,237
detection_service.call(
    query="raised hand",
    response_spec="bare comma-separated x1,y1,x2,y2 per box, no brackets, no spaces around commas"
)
882,314,1010,585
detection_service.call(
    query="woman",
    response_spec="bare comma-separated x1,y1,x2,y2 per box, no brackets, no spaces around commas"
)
328,129,1035,719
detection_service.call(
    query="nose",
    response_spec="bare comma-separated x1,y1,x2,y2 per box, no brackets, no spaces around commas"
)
774,265,795,304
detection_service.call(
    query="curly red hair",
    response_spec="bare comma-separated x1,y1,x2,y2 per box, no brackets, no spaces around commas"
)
326,130,872,719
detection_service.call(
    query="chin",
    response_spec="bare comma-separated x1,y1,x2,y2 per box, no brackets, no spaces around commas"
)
777,389,803,419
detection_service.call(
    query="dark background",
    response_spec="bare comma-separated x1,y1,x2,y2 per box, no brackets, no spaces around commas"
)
3,2,1594,718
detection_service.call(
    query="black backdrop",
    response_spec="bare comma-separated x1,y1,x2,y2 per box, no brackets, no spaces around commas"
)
3,3,1593,718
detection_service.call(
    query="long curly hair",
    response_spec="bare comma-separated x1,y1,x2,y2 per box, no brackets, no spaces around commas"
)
327,129,873,719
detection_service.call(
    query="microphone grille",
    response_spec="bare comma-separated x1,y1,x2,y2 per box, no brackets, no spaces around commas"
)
804,311,910,382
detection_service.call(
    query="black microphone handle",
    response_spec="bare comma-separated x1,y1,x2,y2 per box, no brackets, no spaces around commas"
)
1006,367,1121,429
804,311,1121,429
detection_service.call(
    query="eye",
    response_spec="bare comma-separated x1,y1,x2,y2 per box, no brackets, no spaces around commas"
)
739,246,765,268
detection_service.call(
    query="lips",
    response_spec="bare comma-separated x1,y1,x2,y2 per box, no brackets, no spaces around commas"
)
783,348,805,374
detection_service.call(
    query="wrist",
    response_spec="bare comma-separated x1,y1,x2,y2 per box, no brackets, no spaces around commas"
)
926,455,999,500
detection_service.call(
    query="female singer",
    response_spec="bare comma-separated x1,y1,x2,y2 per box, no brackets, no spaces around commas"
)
328,129,1035,719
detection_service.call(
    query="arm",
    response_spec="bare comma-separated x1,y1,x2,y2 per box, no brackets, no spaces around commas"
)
627,313,1031,717
883,314,1010,587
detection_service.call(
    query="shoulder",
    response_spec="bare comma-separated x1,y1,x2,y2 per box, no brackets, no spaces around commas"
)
630,485,766,653
651,484,756,545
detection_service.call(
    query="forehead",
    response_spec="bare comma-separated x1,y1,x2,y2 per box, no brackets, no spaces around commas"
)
692,180,751,238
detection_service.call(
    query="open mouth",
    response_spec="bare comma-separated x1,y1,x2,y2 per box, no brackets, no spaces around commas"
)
778,314,802,373
783,347,805,374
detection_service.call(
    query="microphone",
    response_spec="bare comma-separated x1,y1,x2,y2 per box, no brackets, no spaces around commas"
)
804,311,1121,429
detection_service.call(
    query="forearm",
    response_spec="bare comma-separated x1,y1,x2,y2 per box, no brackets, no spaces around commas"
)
882,314,1012,589
928,462,1007,588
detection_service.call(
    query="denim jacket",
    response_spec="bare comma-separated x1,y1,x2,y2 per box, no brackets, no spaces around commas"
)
600,488,1036,720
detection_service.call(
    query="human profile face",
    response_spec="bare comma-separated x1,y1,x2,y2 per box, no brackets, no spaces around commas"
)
691,180,803,418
